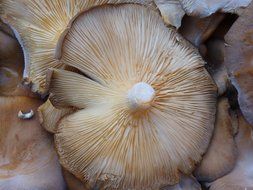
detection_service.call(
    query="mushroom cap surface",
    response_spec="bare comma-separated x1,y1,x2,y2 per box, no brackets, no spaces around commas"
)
48,4,217,189
0,96,66,190
194,98,237,182
0,0,154,94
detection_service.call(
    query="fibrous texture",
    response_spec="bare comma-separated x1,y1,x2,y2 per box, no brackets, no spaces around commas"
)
38,99,73,133
0,0,153,93
163,175,201,190
48,4,217,189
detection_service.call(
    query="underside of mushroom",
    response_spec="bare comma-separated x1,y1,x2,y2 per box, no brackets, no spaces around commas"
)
45,4,217,189
1,0,253,190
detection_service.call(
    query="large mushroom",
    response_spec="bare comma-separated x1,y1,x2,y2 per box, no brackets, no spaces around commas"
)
39,4,218,189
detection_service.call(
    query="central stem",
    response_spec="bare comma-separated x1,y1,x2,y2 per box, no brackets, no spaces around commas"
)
127,82,155,110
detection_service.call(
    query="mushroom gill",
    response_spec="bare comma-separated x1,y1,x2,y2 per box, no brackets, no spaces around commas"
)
0,0,154,94
47,4,217,189
38,99,73,133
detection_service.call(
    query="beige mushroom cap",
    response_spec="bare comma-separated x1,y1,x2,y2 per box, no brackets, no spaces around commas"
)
0,96,66,190
0,0,154,94
38,99,73,133
194,98,237,182
47,4,217,189
208,113,253,190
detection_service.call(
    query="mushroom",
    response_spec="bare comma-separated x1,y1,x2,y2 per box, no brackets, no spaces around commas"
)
179,0,252,17
0,26,24,96
155,0,185,28
194,98,237,182
224,1,253,126
38,99,74,133
44,4,217,189
207,113,253,190
0,96,66,190
0,0,159,94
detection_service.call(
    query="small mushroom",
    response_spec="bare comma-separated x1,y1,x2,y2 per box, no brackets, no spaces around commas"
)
46,4,216,189
0,96,66,190
194,98,237,182
207,113,253,190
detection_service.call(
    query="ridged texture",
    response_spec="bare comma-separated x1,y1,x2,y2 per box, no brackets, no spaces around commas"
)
48,4,217,190
0,0,153,93
38,99,73,133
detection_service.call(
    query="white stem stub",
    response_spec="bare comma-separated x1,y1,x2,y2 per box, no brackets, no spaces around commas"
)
18,110,34,120
127,82,155,110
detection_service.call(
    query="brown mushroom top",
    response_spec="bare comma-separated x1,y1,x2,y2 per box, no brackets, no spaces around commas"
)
46,4,217,190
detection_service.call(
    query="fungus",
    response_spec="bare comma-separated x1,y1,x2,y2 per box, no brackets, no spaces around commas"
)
224,1,253,126
194,98,237,182
155,0,185,28
63,170,90,190
45,4,217,189
38,99,73,133
0,96,66,190
179,0,252,17
207,113,253,190
0,0,157,94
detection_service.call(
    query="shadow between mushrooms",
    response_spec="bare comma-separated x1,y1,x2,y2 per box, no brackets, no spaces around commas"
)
46,4,217,190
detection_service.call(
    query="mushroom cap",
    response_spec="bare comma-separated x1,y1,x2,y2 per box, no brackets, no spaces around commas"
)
0,96,66,190
179,0,251,17
0,0,154,94
38,99,73,133
194,98,237,182
48,4,217,189
208,113,253,190
224,1,253,126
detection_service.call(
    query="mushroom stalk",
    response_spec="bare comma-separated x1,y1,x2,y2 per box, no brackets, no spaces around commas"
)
127,82,155,110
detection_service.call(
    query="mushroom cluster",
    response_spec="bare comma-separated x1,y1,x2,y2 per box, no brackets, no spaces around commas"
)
0,0,252,190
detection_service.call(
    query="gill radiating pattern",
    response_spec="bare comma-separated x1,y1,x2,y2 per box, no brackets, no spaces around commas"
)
48,4,217,189
0,0,153,93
